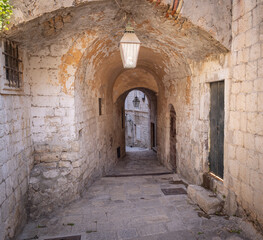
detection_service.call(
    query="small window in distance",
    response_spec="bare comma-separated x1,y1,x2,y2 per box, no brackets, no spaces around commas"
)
99,98,102,115
117,147,121,158
122,107,124,129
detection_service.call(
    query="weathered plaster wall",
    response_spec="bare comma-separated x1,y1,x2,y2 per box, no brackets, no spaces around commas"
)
180,0,232,49
27,36,81,219
0,50,33,239
27,32,123,219
9,0,100,26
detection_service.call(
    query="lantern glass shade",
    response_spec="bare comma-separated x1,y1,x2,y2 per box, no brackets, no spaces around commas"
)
133,96,140,108
120,32,141,69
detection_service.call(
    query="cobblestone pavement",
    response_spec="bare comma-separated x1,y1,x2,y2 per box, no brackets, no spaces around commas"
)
19,151,263,240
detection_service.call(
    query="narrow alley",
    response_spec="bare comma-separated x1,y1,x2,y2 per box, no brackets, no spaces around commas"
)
18,150,261,240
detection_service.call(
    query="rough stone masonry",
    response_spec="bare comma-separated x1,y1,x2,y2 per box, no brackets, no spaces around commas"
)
0,0,262,239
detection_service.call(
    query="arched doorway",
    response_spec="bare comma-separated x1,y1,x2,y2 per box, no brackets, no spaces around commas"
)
125,90,151,150
170,105,177,171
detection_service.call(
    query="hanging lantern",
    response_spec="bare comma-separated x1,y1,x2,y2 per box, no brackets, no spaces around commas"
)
120,23,141,69
133,96,140,108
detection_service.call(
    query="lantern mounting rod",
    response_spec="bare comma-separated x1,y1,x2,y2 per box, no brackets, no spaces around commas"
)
114,0,132,19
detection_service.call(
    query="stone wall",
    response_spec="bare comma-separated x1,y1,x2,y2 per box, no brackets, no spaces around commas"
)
26,37,81,219
161,0,263,230
225,0,263,228
1,0,262,237
27,32,122,219
0,49,33,239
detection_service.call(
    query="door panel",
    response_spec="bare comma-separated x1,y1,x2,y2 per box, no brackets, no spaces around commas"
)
209,81,224,179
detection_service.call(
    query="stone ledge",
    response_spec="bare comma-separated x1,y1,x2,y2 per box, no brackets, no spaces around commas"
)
187,184,224,214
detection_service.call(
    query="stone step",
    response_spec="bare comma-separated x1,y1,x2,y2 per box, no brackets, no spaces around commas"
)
187,185,224,214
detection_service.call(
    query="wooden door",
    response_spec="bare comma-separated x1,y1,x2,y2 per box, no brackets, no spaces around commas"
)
170,106,176,171
209,81,224,179
151,122,156,148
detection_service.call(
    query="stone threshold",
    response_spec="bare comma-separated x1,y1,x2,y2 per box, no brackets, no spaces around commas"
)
104,171,173,177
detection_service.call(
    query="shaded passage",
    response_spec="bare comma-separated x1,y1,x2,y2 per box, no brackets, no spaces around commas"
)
19,150,261,240
106,149,172,177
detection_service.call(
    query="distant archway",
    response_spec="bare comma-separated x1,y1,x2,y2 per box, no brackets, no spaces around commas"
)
125,90,150,149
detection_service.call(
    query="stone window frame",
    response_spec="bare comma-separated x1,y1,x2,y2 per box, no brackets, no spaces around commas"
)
0,39,24,95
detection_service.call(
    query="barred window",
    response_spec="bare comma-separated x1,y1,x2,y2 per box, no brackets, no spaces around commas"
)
2,40,22,88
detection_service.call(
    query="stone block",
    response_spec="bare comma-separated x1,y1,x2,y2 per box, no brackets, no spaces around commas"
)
187,185,223,214
246,93,257,112
245,28,258,47
0,181,6,205
258,59,263,78
229,111,241,131
258,92,263,112
240,182,253,205
236,94,246,111
233,64,246,80
43,169,60,179
239,48,250,64
255,135,263,153
252,4,263,27
227,144,236,159
238,12,252,33
243,0,257,14
233,34,246,51
58,160,72,168
247,112,257,134
254,78,263,91
246,61,258,81
1,199,8,222
232,1,244,21
238,164,250,183
249,43,261,61
241,81,253,93
229,159,239,179
236,146,247,165
231,82,241,94
230,94,236,111
244,133,255,150
233,130,244,146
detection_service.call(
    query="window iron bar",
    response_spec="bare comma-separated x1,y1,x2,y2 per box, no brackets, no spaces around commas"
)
2,39,22,88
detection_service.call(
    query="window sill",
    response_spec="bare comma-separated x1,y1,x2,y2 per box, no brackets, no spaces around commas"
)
0,84,24,95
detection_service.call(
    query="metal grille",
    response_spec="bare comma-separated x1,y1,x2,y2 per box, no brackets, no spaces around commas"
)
99,98,102,115
3,40,22,88
161,188,187,195
45,235,81,240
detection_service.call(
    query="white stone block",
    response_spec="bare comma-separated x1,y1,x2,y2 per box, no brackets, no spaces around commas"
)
0,181,6,205
43,169,59,179
187,185,223,214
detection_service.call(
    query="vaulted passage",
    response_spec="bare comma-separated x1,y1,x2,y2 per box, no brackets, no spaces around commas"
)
1,0,263,239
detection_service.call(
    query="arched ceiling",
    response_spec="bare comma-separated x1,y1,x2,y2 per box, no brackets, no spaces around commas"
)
4,0,231,99
5,0,229,61
112,68,158,103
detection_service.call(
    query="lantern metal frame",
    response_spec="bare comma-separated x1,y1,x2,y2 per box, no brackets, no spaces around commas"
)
119,23,141,69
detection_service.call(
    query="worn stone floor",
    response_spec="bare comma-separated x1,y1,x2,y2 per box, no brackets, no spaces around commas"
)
18,150,263,240
107,148,172,177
